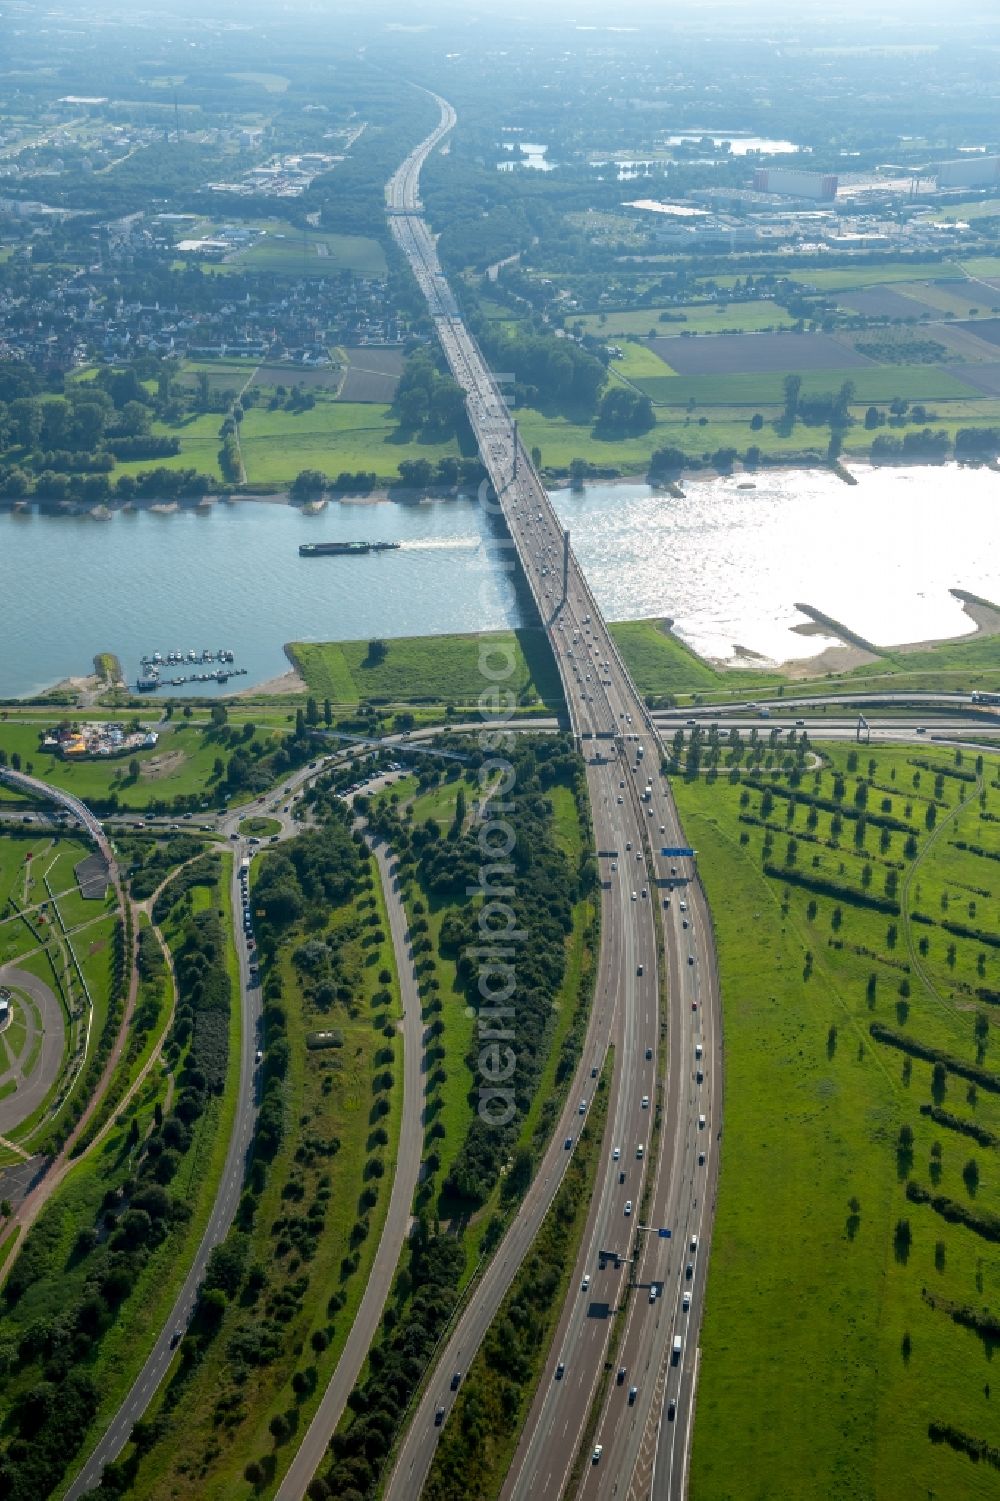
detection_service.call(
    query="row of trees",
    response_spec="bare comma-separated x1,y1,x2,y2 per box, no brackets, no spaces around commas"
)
0,462,215,502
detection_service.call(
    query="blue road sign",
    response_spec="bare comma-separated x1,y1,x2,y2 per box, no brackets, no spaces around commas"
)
658,1228,672,1239
661,847,695,858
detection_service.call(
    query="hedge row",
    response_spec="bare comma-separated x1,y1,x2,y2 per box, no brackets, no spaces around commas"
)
919,1102,998,1148
764,863,900,914
906,1179,1000,1242
869,1022,1000,1095
928,1421,1000,1470
742,775,917,834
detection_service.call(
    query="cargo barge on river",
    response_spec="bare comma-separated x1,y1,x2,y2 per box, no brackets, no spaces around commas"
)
298,540,400,557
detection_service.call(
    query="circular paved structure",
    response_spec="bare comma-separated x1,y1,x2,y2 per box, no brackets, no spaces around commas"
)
0,964,66,1136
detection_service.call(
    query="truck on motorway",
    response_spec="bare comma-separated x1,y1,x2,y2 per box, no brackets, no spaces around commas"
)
672,1335,683,1362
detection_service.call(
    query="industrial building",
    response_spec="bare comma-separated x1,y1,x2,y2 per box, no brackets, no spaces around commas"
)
751,167,838,201
936,155,1000,190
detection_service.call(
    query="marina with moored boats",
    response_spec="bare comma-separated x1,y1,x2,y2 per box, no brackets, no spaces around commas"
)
136,647,246,692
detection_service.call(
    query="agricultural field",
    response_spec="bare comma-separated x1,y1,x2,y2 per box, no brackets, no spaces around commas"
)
890,281,1000,319
951,364,1000,396
648,331,874,377
677,735,1000,1501
517,404,799,470
966,318,1000,348
251,363,342,391
960,257,1000,280
336,346,405,403
288,627,562,708
837,287,943,321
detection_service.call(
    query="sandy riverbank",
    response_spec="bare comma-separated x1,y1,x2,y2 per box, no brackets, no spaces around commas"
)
233,667,307,697
733,587,1000,681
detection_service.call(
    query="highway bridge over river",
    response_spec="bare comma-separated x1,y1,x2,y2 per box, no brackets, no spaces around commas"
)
383,92,720,1501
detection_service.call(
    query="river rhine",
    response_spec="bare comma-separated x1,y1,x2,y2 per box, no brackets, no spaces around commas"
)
2,465,997,699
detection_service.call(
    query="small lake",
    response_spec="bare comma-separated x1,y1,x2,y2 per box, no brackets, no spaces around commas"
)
2,465,998,698
497,142,554,171
664,133,801,155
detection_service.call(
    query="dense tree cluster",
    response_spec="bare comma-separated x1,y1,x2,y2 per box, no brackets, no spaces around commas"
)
393,350,468,439
593,384,655,439
368,736,590,1209
173,910,232,1096
478,326,606,420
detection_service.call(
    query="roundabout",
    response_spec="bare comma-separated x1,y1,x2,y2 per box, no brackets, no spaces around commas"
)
0,965,66,1136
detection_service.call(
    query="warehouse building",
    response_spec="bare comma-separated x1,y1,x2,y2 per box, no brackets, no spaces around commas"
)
751,167,838,201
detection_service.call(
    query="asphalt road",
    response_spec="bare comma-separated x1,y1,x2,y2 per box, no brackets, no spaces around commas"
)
382,92,721,1501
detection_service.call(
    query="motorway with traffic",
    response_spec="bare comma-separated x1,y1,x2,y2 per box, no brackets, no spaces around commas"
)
384,92,721,1501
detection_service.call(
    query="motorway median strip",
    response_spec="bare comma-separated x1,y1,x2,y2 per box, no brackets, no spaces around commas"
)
423,1052,614,1501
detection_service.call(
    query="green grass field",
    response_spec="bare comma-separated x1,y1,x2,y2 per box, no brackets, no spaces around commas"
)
238,816,281,837
173,225,386,280
933,200,1000,223
0,719,283,811
573,300,797,339
961,257,1000,279
609,619,784,698
61,862,240,1484
238,399,458,485
635,365,979,407
288,627,563,707
115,412,226,482
793,261,967,292
610,342,677,380
677,737,1000,1500
236,229,386,278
